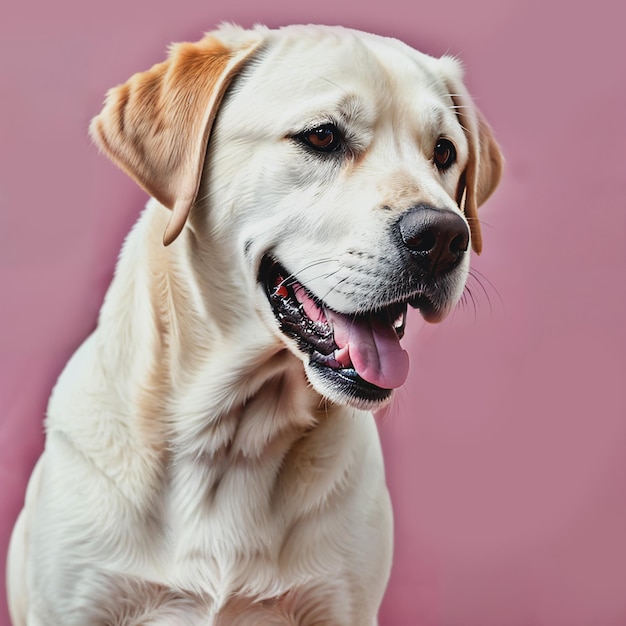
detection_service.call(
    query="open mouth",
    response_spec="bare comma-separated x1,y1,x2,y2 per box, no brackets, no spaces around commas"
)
260,256,425,404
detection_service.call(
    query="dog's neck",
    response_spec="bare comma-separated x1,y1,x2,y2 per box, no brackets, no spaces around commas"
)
77,202,331,480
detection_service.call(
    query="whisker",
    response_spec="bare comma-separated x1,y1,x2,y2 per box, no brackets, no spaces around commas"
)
456,265,505,323
316,75,350,96
463,284,478,322
318,273,353,304
468,267,505,315
470,272,493,316
475,217,495,231
275,258,337,289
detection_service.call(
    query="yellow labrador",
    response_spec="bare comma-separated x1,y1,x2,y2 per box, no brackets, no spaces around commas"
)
7,24,502,625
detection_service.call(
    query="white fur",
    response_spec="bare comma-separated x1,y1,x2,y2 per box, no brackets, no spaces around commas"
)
7,24,498,625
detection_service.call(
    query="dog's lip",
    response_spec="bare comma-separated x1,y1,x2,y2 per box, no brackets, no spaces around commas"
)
260,256,415,391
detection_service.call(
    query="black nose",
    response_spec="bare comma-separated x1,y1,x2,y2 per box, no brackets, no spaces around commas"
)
398,205,469,275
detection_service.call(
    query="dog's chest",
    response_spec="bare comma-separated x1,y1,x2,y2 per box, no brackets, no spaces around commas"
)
161,394,357,600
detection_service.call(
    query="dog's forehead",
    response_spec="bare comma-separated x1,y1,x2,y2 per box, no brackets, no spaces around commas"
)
239,25,456,113
267,25,442,72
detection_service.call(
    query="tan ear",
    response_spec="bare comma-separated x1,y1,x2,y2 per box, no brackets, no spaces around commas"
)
90,34,262,245
451,93,503,254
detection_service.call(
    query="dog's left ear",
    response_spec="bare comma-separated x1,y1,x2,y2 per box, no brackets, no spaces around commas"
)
450,86,504,255
90,33,263,245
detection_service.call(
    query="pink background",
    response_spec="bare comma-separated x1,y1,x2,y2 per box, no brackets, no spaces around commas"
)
1,0,625,624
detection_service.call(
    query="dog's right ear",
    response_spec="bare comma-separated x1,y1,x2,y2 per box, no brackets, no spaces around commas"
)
90,32,263,245
456,109,503,255
442,61,503,255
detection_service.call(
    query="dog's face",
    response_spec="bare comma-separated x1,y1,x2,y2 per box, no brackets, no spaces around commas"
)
90,25,502,409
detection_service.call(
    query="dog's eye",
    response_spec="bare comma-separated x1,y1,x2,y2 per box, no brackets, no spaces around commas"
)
433,138,457,170
297,124,343,153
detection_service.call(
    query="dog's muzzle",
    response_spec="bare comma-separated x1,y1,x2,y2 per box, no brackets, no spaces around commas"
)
260,256,408,404
259,205,470,406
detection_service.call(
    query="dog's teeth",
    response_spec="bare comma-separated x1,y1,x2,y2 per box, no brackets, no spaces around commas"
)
394,310,406,329
273,273,289,298
334,346,352,368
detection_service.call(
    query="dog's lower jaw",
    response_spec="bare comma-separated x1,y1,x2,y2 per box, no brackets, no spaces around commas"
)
303,361,393,411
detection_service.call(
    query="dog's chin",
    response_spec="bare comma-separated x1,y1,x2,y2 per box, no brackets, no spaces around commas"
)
259,256,448,410
304,362,394,410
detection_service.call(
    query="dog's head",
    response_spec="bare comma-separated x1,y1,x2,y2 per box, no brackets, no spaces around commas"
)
90,24,503,409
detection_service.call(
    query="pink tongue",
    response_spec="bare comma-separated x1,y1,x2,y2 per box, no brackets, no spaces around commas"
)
326,310,410,389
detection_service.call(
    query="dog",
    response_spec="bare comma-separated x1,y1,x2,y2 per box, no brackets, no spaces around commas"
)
7,24,502,625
